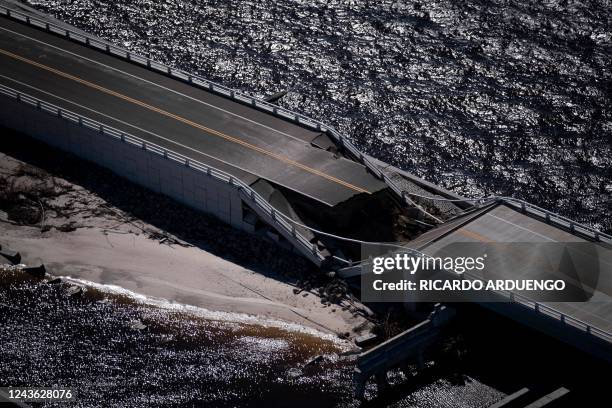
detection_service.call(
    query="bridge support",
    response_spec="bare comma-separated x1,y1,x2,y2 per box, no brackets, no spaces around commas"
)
353,304,454,400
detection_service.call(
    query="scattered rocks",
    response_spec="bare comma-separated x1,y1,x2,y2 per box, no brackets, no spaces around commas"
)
56,222,78,232
319,279,349,305
23,264,46,279
65,285,83,297
355,332,378,347
0,248,21,265
337,332,350,340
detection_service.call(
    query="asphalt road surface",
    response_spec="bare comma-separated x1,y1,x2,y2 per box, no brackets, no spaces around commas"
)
0,16,386,206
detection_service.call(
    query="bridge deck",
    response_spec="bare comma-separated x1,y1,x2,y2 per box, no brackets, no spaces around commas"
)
0,16,386,206
417,204,612,338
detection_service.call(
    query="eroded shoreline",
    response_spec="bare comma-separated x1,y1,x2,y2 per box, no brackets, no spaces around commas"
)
0,133,374,340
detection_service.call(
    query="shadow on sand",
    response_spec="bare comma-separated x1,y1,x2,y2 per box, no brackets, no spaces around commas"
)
0,128,319,285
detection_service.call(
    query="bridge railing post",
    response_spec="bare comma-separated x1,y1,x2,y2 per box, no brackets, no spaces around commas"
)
0,80,328,265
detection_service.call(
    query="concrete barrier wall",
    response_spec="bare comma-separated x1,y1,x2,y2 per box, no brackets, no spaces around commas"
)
0,96,245,230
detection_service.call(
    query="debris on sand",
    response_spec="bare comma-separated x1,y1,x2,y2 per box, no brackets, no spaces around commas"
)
0,246,21,265
65,285,84,297
23,264,46,279
319,279,349,305
355,332,378,348
0,149,314,279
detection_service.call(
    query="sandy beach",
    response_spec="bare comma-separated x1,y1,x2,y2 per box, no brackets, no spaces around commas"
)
0,147,372,339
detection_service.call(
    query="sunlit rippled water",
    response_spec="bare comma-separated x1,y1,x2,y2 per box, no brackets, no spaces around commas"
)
3,0,611,406
0,270,502,407
0,270,352,407
25,0,612,233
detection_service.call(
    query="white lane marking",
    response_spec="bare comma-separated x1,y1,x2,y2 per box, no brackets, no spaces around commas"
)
0,74,338,205
488,212,612,271
487,213,557,242
0,24,310,145
0,73,259,177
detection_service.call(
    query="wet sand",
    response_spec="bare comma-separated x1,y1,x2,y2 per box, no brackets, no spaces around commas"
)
0,149,372,339
0,223,366,336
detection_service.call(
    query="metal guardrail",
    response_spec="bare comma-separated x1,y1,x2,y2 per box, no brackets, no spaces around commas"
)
358,304,454,366
501,197,612,244
0,5,414,212
0,83,325,265
351,244,612,344
2,5,610,341
2,5,609,243
505,290,612,343
463,258,612,342
459,267,612,343
353,304,454,399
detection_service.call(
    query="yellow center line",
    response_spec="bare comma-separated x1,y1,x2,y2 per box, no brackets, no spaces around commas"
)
0,48,370,194
458,228,493,243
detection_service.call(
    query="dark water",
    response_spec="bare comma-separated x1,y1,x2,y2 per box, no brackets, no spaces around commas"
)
0,269,351,407
3,0,612,406
2,270,610,407
0,269,504,407
25,0,612,234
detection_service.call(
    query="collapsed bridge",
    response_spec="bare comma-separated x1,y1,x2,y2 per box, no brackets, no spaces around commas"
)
0,4,611,363
0,5,454,267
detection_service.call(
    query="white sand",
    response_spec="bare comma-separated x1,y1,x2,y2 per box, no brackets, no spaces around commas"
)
0,152,371,339
0,224,372,337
